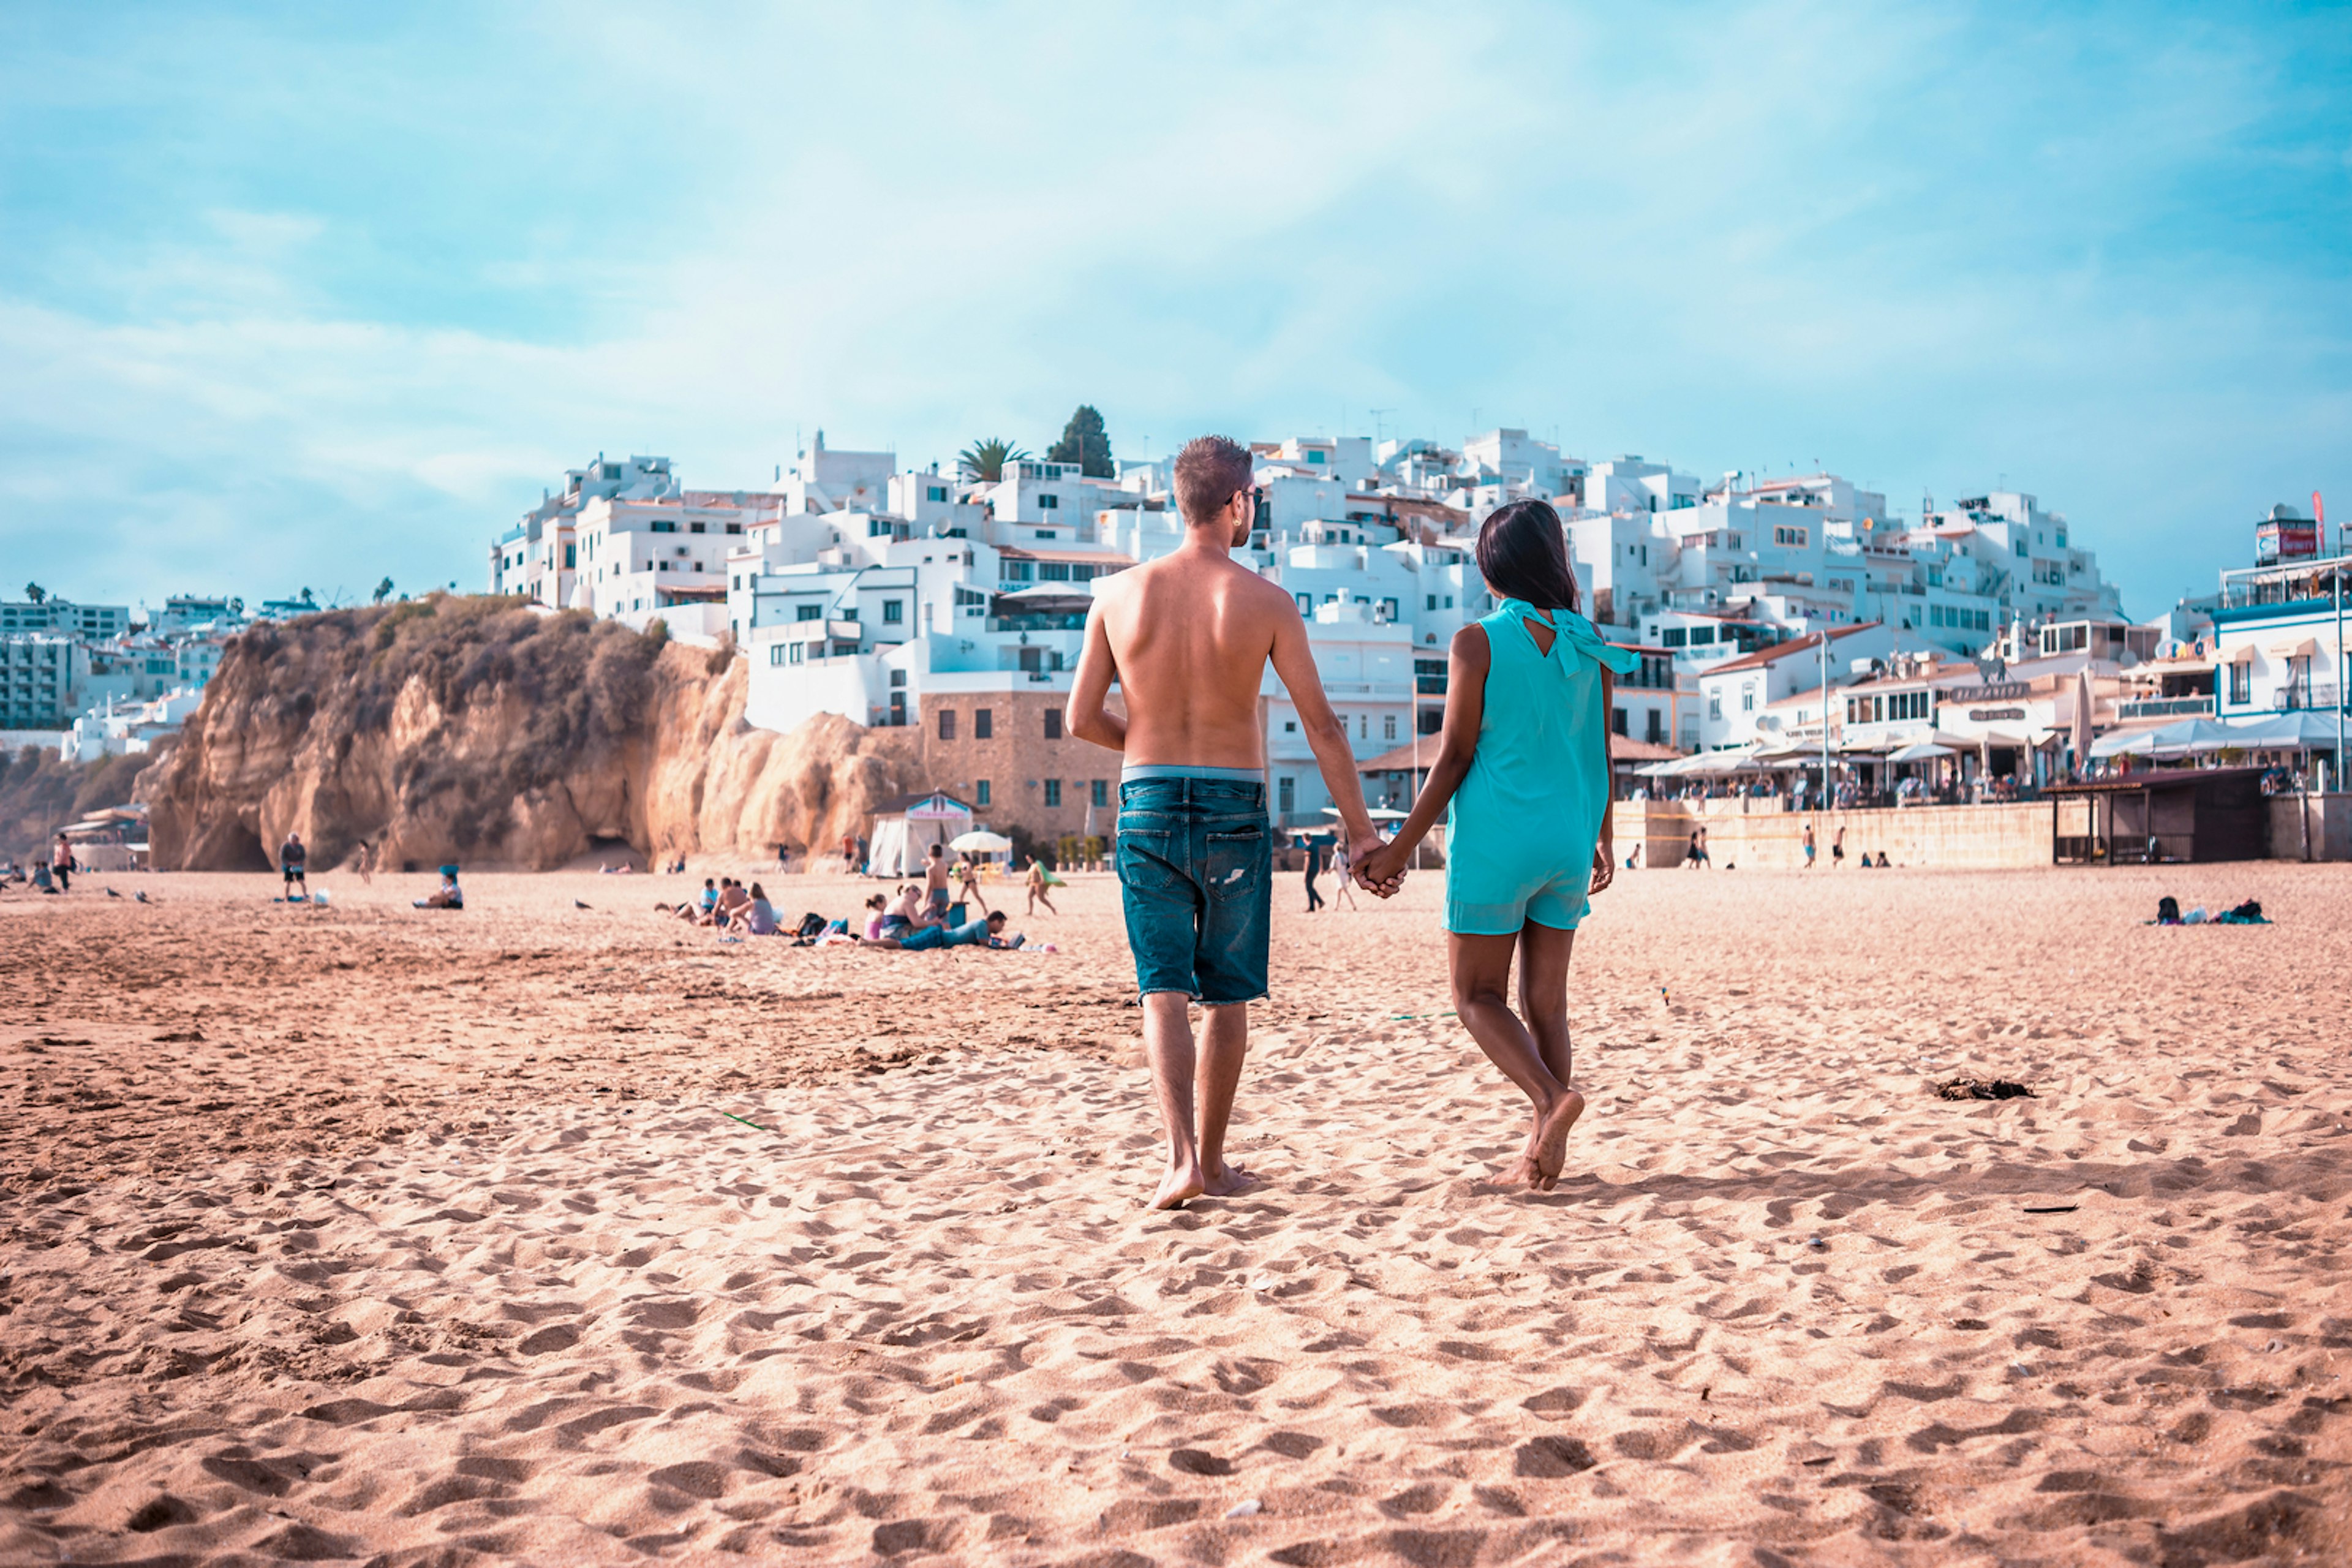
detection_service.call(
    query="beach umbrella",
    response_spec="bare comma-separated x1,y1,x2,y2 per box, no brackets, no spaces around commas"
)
2071,667,2094,775
948,829,1011,854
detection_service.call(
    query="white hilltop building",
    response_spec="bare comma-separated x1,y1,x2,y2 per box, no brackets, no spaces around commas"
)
489,423,2145,824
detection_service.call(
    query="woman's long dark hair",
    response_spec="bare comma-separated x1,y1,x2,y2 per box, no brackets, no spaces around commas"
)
1475,498,1581,614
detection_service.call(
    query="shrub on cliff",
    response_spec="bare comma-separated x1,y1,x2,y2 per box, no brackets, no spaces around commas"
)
0,747,151,858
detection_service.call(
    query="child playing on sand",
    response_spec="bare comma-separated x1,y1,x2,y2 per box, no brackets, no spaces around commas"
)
1359,498,1637,1191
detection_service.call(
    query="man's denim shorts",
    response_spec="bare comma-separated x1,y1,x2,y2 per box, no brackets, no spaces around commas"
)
1115,774,1272,1005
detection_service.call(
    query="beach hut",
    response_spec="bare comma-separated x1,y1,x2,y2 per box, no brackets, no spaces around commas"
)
2048,766,2269,865
867,791,977,876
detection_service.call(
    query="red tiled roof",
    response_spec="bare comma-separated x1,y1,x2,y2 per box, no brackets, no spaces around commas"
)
1703,620,1884,676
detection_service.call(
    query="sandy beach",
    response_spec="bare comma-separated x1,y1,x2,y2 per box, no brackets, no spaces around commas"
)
4,861,2350,1565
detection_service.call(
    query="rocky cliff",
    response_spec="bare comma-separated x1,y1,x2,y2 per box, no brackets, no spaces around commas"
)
144,598,924,871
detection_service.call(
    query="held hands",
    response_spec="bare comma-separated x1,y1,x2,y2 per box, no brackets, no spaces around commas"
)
1588,844,1616,897
1352,832,1408,898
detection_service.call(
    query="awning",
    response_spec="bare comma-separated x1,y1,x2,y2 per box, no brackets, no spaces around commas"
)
1887,741,1957,762
2271,636,2319,658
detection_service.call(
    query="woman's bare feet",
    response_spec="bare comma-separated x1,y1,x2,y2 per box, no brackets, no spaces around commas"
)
1526,1089,1586,1191
1150,1163,1205,1210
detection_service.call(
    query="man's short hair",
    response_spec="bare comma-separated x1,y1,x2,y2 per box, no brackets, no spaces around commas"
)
930,843,943,855
1174,435,1254,526
986,910,1008,926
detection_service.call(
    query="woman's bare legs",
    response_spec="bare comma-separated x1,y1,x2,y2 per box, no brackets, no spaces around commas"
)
1448,926,1585,1189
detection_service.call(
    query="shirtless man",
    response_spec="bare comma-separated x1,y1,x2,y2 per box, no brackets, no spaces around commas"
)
1070,434,1400,1210
924,843,952,921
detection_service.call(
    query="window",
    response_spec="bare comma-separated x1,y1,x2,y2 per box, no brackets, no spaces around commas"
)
1038,494,1059,510
1044,707,1063,739
1444,596,1454,609
840,607,858,622
1663,628,1687,647
1611,706,1628,736
690,521,706,534
1646,710,1664,744
651,521,677,533
1708,693,1723,720
768,645,786,666
883,600,903,624
1091,779,1108,808
1297,593,1313,614
976,780,991,807
788,643,805,665
1278,776,1295,814
1381,598,1398,620
938,708,957,741
1426,594,1438,611
889,669,905,688
1357,715,1368,739
1741,684,1755,712
797,604,823,621
726,523,742,534
927,485,949,503
1383,714,1397,741
2228,658,2250,705
2015,538,2027,557
564,545,576,568
1773,525,1807,548
1044,778,1062,807
1689,626,1715,645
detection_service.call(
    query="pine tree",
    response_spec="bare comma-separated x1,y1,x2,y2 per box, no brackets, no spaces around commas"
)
1046,405,1114,478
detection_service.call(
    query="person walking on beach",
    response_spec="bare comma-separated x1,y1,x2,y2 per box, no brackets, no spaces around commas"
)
1025,859,1058,916
279,831,306,898
1803,821,1816,867
1831,823,1846,867
51,832,75,894
1303,837,1327,913
1330,838,1360,910
1070,434,1397,1210
1359,499,1638,1191
354,839,376,885
1684,826,1709,869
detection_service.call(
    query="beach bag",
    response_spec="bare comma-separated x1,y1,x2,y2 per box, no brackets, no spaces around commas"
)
794,912,826,940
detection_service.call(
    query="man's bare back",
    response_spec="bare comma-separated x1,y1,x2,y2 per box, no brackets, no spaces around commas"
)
1080,551,1293,769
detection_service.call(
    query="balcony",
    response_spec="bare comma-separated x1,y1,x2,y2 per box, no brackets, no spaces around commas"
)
2117,695,2215,720
2272,683,2341,712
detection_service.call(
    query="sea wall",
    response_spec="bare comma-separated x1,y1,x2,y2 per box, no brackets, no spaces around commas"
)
2268,793,2352,862
1616,799,2054,871
1619,791,2352,869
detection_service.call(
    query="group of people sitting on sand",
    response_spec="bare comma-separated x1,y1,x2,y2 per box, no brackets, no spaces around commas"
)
662,876,779,935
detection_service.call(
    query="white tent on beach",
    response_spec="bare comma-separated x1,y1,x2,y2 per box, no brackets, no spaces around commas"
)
867,790,977,876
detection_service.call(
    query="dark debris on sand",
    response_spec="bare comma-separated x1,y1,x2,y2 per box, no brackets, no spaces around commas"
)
1936,1077,2034,1101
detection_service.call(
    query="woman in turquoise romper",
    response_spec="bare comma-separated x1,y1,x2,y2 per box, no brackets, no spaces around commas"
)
1360,499,1636,1190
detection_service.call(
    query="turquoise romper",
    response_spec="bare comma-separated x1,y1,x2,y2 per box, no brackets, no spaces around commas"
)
1444,599,1638,936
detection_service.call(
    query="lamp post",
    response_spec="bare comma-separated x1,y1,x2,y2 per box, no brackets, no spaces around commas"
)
1819,625,1833,833
2329,492,2343,796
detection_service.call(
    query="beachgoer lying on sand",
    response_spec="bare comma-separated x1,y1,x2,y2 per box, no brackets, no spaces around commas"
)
1359,499,1635,1193
1025,859,1058,915
867,910,1021,950
413,867,463,909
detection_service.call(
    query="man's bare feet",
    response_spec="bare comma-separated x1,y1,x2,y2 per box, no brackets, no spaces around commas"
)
1200,1161,1260,1197
1150,1164,1206,1210
1526,1089,1586,1191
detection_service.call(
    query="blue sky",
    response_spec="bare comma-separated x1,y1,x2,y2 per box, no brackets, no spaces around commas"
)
2,1,2346,617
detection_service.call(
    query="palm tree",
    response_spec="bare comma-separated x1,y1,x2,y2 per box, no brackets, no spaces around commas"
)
957,437,1029,483
373,576,394,605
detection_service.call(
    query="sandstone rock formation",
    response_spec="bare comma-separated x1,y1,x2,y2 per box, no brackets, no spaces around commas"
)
144,598,923,871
